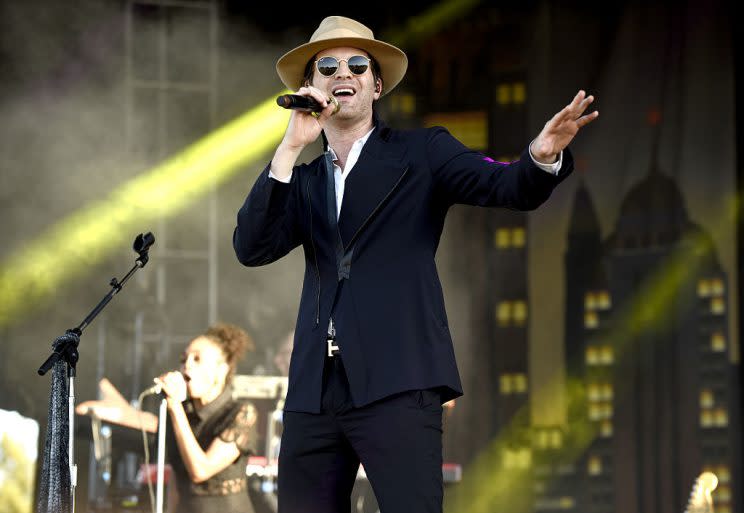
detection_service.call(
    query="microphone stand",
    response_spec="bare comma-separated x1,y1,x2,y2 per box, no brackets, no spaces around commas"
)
37,232,155,513
156,397,167,513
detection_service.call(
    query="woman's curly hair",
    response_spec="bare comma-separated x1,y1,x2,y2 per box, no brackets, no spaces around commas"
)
202,322,254,379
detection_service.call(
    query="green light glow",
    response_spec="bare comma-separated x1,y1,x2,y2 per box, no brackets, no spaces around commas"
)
0,93,291,327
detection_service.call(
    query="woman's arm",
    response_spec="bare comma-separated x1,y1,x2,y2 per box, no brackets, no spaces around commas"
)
76,378,159,433
157,371,257,484
166,400,245,483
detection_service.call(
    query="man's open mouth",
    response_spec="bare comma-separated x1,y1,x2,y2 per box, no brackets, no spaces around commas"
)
332,86,356,97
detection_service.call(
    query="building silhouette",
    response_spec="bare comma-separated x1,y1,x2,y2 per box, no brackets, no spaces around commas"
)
552,162,740,513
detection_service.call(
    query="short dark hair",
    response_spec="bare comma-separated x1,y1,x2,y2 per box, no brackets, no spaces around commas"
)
301,54,382,90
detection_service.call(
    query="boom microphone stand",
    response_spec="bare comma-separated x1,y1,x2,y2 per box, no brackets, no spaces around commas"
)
37,232,155,513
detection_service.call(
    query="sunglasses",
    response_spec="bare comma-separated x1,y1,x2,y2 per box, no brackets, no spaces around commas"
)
315,55,371,77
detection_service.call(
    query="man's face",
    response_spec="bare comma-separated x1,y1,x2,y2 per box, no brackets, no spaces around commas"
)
310,46,381,122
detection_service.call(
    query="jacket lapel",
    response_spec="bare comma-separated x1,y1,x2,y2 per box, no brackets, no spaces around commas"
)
323,150,346,268
337,124,408,249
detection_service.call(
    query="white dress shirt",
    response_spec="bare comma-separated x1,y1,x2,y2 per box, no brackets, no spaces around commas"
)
269,129,563,220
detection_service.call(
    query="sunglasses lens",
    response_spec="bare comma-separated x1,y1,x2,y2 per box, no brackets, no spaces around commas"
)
316,57,338,76
348,56,369,75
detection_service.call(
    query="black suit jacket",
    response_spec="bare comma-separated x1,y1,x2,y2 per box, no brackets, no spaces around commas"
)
234,117,573,413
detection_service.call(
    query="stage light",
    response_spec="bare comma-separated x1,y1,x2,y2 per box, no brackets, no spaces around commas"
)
0,94,290,327
382,0,481,47
0,0,488,329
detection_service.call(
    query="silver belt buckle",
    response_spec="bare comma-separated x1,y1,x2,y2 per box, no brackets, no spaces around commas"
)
327,337,339,357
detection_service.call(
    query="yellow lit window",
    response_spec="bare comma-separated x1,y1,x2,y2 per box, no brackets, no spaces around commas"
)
600,420,613,437
513,373,528,393
512,227,526,247
700,389,714,408
711,278,725,296
711,332,726,352
602,383,614,401
716,485,731,502
503,449,515,468
500,374,513,394
588,384,600,401
497,84,511,105
503,448,531,469
495,228,511,248
589,403,602,421
559,497,575,509
536,430,549,448
602,403,613,419
698,279,711,297
711,297,725,315
700,410,713,428
584,311,599,329
390,93,416,115
586,347,599,365
517,448,531,468
714,408,728,427
424,112,487,150
550,430,562,448
497,302,511,327
597,291,612,310
400,94,415,114
584,292,597,311
512,82,526,104
588,455,602,476
513,301,528,325
717,466,731,483
600,345,614,364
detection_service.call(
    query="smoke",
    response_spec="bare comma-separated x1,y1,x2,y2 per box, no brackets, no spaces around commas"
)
0,1,307,422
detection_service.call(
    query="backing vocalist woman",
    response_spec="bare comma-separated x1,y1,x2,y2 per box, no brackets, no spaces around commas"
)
77,323,257,513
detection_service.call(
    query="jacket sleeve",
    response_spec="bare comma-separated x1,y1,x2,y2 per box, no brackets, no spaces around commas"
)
427,127,573,210
233,163,303,267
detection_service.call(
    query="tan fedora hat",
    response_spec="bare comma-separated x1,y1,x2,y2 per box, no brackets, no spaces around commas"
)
276,16,408,95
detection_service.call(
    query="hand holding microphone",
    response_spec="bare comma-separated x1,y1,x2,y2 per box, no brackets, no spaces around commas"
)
277,93,340,115
270,86,339,182
146,371,187,403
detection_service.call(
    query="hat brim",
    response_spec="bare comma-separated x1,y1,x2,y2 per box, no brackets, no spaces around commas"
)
276,37,408,96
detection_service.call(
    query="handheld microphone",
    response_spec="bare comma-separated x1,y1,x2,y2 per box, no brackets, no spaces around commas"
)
277,94,322,112
141,371,188,399
276,94,340,115
141,382,163,397
140,371,181,397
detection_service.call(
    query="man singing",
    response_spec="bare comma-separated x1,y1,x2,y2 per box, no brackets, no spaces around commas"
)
234,15,598,513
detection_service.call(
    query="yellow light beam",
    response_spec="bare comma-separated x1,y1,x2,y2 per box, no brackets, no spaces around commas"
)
0,93,291,328
445,375,596,513
445,193,740,512
381,0,481,48
0,0,487,328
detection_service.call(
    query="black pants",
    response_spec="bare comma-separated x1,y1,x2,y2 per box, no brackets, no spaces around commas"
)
278,356,444,513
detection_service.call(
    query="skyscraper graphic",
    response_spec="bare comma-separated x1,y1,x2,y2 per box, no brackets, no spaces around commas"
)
559,162,739,513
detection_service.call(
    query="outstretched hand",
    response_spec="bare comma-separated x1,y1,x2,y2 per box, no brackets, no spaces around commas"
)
531,90,598,163
76,377,159,432
76,378,130,422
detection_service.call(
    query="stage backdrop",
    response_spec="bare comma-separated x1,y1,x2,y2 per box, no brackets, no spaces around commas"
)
0,1,738,513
